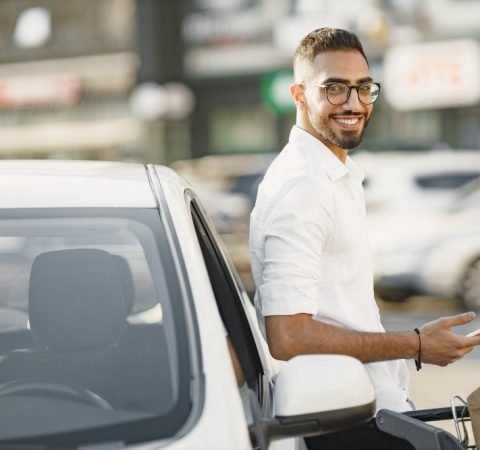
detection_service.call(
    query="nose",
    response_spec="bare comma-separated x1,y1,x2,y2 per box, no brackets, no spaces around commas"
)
344,87,362,109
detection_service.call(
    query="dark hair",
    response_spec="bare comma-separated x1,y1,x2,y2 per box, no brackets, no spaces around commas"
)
294,27,368,69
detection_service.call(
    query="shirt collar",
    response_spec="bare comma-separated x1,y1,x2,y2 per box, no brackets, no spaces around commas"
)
289,126,363,182
346,156,365,183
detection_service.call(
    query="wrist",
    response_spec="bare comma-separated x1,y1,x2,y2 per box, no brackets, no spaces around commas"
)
406,330,420,359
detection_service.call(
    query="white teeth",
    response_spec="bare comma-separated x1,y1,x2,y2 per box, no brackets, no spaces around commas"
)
335,117,359,125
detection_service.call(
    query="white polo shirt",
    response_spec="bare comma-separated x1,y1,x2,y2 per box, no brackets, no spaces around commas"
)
250,126,412,412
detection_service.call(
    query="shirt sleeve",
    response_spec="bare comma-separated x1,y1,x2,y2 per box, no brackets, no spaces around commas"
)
258,176,334,317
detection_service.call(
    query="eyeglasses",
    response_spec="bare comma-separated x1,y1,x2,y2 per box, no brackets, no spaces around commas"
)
308,82,381,105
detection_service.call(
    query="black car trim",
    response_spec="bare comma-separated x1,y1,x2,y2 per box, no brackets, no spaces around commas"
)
187,194,264,391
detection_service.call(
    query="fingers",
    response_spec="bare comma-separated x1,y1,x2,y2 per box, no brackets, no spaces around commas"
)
465,335,480,347
453,345,475,362
443,312,476,328
443,347,473,365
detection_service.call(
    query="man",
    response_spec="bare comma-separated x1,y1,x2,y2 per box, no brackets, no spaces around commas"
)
249,27,480,414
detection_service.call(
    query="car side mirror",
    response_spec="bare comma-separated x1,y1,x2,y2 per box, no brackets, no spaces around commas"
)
251,355,376,446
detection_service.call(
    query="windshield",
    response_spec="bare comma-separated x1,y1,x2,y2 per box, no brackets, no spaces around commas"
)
0,208,192,448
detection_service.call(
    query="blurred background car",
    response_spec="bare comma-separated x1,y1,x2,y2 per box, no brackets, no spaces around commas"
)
371,177,480,310
355,150,480,214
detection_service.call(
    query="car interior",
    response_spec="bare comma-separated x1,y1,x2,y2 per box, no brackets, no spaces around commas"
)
0,247,172,415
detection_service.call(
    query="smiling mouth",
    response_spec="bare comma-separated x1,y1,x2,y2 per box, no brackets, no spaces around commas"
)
332,115,364,128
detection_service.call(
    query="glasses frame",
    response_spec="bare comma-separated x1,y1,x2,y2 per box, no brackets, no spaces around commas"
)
308,82,381,106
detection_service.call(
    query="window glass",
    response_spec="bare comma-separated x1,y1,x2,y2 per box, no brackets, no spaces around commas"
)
414,172,480,190
0,208,191,447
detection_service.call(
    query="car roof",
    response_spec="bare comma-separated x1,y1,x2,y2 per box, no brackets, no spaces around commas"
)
353,150,480,174
0,160,159,208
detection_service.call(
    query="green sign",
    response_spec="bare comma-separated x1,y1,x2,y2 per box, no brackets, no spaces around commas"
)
261,70,295,115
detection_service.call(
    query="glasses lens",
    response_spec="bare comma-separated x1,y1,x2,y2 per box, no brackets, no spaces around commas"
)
325,83,349,105
358,83,380,105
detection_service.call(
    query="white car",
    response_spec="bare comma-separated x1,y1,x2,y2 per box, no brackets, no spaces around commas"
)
0,160,379,450
353,150,480,214
371,178,480,310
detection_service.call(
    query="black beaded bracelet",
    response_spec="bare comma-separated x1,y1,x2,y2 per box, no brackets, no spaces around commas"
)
414,328,422,371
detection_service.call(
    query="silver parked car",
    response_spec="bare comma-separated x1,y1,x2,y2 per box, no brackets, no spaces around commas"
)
372,178,480,310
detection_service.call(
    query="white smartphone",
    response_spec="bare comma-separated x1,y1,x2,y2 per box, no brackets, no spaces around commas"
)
466,328,480,337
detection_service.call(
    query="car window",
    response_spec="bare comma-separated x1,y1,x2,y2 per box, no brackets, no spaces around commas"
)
0,208,192,447
414,172,480,190
189,198,264,397
229,173,263,207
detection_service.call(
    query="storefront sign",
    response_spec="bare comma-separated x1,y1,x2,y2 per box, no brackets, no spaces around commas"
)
0,75,81,109
383,40,480,110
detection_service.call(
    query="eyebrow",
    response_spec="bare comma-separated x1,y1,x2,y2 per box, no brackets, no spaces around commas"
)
322,77,373,84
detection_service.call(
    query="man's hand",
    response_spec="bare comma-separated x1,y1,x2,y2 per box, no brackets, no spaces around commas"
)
420,312,480,366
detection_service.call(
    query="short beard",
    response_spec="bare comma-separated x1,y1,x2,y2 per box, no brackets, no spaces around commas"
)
309,111,370,150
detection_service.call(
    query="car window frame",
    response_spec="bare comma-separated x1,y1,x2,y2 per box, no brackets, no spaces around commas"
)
186,192,264,398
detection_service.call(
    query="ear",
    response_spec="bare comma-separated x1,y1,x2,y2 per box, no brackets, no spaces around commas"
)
290,83,307,111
